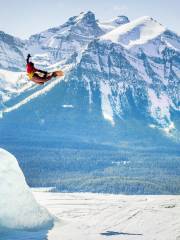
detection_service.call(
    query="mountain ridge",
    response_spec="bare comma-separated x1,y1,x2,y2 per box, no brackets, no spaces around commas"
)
0,11,180,194
0,11,179,139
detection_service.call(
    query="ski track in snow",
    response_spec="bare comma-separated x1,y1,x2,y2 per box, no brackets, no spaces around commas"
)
2,190,180,240
33,191,180,240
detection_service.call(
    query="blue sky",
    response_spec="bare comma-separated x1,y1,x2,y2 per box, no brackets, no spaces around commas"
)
0,0,179,39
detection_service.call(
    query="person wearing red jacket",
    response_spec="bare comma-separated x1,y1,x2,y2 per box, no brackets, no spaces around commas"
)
26,54,56,85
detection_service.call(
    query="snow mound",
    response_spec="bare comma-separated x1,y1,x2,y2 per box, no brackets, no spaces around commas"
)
101,16,166,48
0,148,53,230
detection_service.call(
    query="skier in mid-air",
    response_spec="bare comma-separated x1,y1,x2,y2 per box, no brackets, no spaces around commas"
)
26,54,64,85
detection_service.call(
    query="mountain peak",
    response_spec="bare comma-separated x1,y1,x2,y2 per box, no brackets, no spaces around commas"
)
0,30,21,42
101,15,166,47
137,15,161,24
101,15,129,27
99,15,129,33
62,11,96,28
80,11,95,18
112,15,130,25
76,11,96,25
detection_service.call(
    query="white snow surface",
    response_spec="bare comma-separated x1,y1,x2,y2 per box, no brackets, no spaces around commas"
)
2,74,65,115
100,81,114,125
0,149,53,230
62,104,74,108
99,16,130,32
3,189,180,240
101,16,166,49
0,69,29,101
148,88,173,128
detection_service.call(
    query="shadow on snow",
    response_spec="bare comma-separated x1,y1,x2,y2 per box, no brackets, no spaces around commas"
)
101,230,143,236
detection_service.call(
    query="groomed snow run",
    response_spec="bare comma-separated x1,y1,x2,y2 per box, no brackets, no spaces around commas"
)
35,191,180,240
1,188,180,239
0,148,53,230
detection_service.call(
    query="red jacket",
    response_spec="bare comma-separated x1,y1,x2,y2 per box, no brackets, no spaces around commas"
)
26,63,37,74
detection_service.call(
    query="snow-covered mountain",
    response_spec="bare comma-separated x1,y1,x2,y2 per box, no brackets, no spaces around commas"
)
27,12,131,65
0,31,26,70
99,15,130,32
28,11,104,65
0,11,179,142
72,16,180,132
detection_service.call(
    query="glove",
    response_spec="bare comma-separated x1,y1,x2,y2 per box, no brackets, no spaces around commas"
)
26,54,32,64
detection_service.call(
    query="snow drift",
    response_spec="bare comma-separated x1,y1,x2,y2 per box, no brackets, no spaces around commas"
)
0,148,54,230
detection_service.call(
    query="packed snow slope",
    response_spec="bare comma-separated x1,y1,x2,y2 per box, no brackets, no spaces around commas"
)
35,191,180,240
0,148,53,230
2,189,180,240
